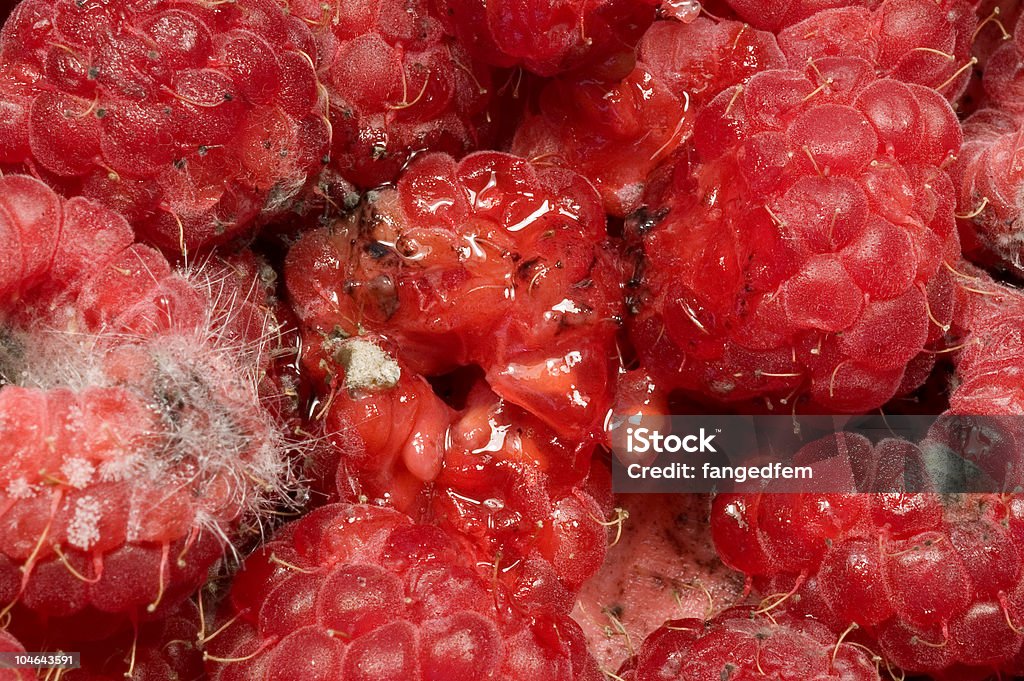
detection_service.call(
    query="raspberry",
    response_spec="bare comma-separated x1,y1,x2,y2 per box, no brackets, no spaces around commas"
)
618,607,881,681
710,441,1024,677
203,503,602,681
314,339,612,602
286,0,500,189
512,17,783,216
438,0,657,76
0,176,294,639
286,151,623,441
707,268,1024,677
431,379,612,597
628,59,961,413
0,0,329,252
777,1,978,101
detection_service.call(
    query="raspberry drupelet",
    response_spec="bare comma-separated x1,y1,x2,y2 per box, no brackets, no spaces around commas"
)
0,175,295,642
203,503,603,681
0,0,329,253
628,57,962,413
0,629,34,681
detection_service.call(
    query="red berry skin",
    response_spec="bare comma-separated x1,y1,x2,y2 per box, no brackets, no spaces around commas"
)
204,503,603,681
286,151,623,442
0,176,293,641
47,600,204,681
947,265,1024,423
0,0,329,252
619,607,880,681
628,59,960,413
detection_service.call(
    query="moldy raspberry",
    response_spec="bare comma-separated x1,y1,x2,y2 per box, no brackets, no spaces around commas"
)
0,176,295,641
309,336,612,604
286,150,623,442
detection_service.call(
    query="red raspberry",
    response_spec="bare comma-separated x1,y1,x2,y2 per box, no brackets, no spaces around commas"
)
618,607,881,681
708,267,1024,677
0,0,329,252
512,17,783,216
437,0,658,76
286,151,623,441
203,503,602,681
313,338,611,603
0,176,294,640
711,445,1024,677
628,58,961,413
286,0,500,189
777,1,978,101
